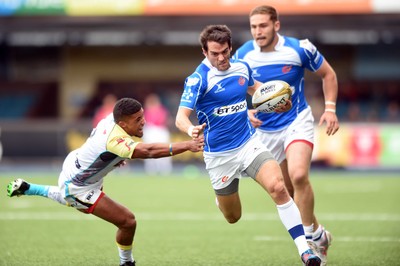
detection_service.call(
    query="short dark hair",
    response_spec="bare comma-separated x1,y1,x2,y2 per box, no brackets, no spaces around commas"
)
249,5,279,22
113,98,142,122
199,25,232,52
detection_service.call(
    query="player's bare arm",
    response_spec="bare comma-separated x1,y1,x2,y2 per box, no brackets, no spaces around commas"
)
316,60,340,136
132,139,204,159
175,107,206,139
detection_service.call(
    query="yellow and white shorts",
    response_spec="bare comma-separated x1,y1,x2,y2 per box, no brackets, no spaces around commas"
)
59,178,104,214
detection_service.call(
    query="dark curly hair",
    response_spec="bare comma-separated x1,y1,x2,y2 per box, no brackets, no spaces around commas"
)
113,98,142,122
199,24,232,52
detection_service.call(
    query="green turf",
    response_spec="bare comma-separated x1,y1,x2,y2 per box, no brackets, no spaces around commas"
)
0,171,399,265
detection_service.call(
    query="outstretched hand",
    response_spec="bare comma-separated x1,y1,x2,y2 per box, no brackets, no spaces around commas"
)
189,135,205,152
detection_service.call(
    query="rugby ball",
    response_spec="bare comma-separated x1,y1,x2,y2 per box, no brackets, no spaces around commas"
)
252,80,292,113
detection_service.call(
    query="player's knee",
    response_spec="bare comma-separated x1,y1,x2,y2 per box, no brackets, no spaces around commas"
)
291,170,309,187
268,177,288,199
119,211,137,231
127,212,137,231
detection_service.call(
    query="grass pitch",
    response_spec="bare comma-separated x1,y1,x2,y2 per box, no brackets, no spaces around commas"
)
0,169,399,265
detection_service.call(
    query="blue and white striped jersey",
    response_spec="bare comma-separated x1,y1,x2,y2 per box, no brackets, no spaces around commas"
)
179,58,255,153
233,34,324,131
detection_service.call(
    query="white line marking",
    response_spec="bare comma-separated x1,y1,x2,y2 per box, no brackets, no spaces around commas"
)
254,236,400,243
0,212,399,221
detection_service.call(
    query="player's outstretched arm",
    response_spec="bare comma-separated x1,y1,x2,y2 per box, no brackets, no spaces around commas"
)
131,137,204,159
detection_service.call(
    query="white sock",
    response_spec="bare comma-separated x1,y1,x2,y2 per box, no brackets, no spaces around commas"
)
117,242,134,264
304,223,314,241
276,198,310,255
47,186,68,206
313,224,324,245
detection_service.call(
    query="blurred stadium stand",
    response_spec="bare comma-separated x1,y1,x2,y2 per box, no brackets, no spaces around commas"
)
0,1,399,169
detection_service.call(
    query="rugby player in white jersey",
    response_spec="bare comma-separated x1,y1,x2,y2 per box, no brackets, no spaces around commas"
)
233,5,340,265
175,24,321,266
7,97,204,266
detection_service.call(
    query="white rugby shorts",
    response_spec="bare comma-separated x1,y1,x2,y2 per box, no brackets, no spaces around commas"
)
59,177,104,213
203,135,270,191
255,106,314,164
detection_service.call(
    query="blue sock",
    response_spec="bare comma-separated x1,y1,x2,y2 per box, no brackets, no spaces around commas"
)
25,184,49,197
289,224,306,240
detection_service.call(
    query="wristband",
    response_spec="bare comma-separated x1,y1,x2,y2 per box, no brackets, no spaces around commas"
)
325,101,336,106
169,143,173,156
187,125,194,137
325,109,336,113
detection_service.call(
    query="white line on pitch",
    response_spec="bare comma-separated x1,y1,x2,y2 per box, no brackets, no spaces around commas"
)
254,236,400,243
0,212,400,221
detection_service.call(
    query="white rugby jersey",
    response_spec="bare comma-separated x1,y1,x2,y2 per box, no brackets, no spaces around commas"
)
179,58,255,153
61,113,138,186
233,34,324,131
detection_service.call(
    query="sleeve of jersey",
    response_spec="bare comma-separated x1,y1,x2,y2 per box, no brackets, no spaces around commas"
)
179,73,202,109
232,49,240,60
232,41,253,60
243,61,255,86
299,39,325,72
106,125,139,159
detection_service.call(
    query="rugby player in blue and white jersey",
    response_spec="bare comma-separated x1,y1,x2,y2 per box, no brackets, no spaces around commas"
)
233,5,340,265
176,24,321,266
7,98,204,266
